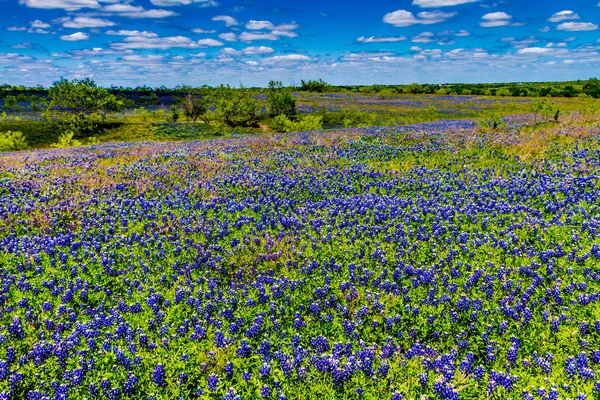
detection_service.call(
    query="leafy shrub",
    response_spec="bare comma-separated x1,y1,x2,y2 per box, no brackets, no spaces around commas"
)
210,85,258,126
51,131,83,148
478,115,507,132
0,130,28,151
266,80,296,118
269,114,323,132
43,78,123,136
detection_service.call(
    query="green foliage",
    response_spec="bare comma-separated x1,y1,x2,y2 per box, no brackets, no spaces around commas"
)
1,112,7,122
339,109,377,128
299,79,331,93
43,78,123,136
51,131,83,148
266,80,296,118
3,95,17,111
478,115,507,132
180,89,210,123
169,105,180,123
269,114,323,132
134,107,151,122
532,98,560,122
0,130,28,151
210,84,258,126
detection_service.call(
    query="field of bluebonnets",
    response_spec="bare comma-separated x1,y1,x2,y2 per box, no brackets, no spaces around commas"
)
2,101,600,400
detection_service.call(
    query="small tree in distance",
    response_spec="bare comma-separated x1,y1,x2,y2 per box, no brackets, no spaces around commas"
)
179,86,211,123
266,80,296,118
43,78,123,137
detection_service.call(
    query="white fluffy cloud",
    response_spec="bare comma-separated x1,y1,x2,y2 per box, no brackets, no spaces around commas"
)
110,36,221,49
412,0,479,6
19,0,100,10
242,46,274,55
548,10,580,22
480,12,512,27
212,15,239,26
239,32,279,41
383,10,456,27
412,32,436,43
149,0,216,5
192,28,216,33
219,33,237,41
102,4,177,18
264,54,310,62
60,32,90,41
105,30,158,38
556,22,599,31
357,36,407,43
30,20,50,28
62,17,115,28
517,47,553,55
246,20,274,30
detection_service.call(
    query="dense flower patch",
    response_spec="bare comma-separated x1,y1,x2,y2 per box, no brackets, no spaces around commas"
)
1,120,600,399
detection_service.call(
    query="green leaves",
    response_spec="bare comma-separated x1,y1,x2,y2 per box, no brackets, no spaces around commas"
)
44,78,124,137
266,80,296,118
0,130,28,151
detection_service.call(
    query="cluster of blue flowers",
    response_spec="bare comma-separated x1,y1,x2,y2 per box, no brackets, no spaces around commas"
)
1,120,600,398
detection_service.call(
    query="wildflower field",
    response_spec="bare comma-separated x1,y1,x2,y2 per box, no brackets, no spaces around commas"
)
2,113,600,400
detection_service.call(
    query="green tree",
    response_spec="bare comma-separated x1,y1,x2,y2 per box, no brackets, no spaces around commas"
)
210,84,257,126
0,130,28,151
3,95,17,111
179,87,210,123
266,80,296,118
43,78,123,136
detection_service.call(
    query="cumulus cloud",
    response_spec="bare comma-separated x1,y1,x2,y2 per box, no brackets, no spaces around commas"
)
264,54,310,62
7,27,27,31
61,17,115,28
105,30,158,37
19,0,100,10
412,32,436,43
60,32,90,41
438,29,470,36
517,47,553,54
383,10,456,27
219,33,237,41
110,35,220,49
197,38,224,46
30,20,51,28
357,36,407,43
412,0,479,6
556,22,599,31
480,12,512,27
239,32,279,41
102,4,177,18
192,28,216,33
212,15,239,26
149,0,216,5
246,20,274,30
548,10,580,22
242,46,274,55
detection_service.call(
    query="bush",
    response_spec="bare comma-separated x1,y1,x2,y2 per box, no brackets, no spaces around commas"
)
478,115,507,132
181,92,210,123
210,85,257,126
266,81,296,118
51,131,83,148
43,78,123,136
0,130,28,151
269,115,323,132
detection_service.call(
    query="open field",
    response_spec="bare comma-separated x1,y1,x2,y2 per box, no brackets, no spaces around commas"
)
2,107,600,398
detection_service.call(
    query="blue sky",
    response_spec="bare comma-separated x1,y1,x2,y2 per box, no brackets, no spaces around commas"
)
1,0,599,87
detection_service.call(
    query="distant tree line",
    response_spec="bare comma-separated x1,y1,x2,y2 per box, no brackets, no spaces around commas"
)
2,78,600,103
